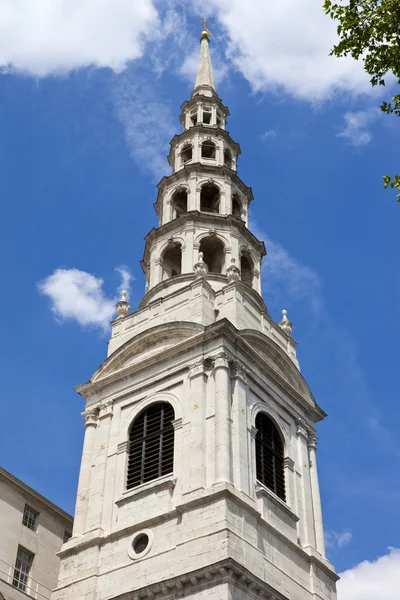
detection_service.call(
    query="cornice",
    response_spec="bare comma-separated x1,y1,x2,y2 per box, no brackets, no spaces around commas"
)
142,212,265,264
59,484,338,586
78,319,320,422
180,94,230,115
157,164,253,202
168,125,241,156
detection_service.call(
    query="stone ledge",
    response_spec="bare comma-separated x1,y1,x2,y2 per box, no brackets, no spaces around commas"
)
116,476,177,506
112,558,283,600
255,482,299,523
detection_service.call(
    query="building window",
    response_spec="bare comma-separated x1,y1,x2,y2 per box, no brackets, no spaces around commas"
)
63,531,72,543
199,235,225,274
13,546,34,592
202,109,212,124
127,402,175,490
22,505,38,531
200,183,220,213
255,413,286,501
201,140,216,159
181,144,192,163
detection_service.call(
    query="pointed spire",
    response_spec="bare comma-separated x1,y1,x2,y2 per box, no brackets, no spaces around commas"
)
193,20,215,97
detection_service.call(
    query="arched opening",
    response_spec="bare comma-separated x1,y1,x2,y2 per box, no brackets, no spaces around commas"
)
162,242,182,279
199,236,225,274
171,189,187,217
255,412,286,501
202,108,212,124
224,148,232,168
127,402,175,489
201,140,216,159
200,183,220,214
240,253,253,287
232,194,242,218
181,144,192,163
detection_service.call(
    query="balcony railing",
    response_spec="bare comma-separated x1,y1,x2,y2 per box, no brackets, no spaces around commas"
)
0,557,52,599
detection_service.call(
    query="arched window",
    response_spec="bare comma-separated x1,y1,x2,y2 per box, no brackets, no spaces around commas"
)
171,189,187,217
127,402,175,490
181,144,192,163
232,194,242,218
201,140,216,159
200,183,220,213
162,242,182,279
199,236,225,274
255,413,286,501
240,253,253,287
224,148,232,168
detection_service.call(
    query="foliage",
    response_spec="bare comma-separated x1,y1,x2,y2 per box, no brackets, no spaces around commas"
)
324,0,400,201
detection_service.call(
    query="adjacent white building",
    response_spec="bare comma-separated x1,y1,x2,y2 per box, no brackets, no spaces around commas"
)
54,26,338,600
0,467,73,600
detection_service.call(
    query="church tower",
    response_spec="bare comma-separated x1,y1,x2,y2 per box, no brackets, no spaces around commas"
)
55,26,338,600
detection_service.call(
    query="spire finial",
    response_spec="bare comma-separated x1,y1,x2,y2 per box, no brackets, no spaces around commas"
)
193,18,215,95
279,309,293,336
199,17,212,40
116,289,130,319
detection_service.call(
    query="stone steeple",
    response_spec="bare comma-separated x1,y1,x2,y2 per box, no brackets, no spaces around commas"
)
193,24,216,96
54,24,338,600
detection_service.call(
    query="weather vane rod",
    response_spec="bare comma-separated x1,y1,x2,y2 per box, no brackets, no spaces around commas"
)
200,17,212,37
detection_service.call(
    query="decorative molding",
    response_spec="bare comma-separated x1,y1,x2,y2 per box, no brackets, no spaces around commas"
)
231,361,249,384
188,359,206,378
307,434,318,451
250,425,258,439
111,558,287,600
82,408,99,428
99,400,114,419
117,441,129,454
214,352,230,370
284,457,295,472
296,419,310,440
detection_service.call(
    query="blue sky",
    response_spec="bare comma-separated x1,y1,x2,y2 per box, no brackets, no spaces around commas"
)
0,2,399,597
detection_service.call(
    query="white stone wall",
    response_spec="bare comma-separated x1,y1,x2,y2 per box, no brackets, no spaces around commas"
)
55,324,336,600
0,470,73,600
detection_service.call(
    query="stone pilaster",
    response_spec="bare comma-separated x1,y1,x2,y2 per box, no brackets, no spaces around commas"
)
296,419,317,549
214,352,232,484
72,407,98,536
308,433,326,556
231,361,250,494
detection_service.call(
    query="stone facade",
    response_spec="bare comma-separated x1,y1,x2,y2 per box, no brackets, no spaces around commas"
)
0,467,73,600
55,26,338,600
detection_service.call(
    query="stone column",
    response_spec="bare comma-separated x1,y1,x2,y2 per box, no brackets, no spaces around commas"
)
72,407,98,536
296,419,316,549
86,401,114,533
308,434,326,556
231,363,249,494
182,360,208,493
214,353,232,484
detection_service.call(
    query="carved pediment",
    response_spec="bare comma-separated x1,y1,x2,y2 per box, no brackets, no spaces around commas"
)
240,330,314,404
92,322,205,383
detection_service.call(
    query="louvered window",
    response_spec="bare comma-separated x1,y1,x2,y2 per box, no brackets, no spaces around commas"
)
255,413,286,501
127,402,175,490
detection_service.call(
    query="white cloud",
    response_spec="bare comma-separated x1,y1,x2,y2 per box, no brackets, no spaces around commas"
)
0,0,159,76
38,266,132,331
260,129,277,141
204,0,372,100
113,72,175,180
338,548,400,600
337,109,380,146
325,529,353,550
